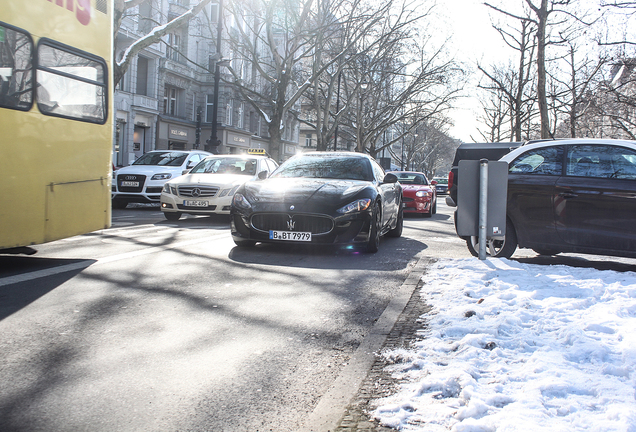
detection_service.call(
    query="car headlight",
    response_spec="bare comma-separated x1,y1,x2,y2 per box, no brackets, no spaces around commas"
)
337,198,372,214
232,193,252,210
152,173,172,180
416,191,431,197
162,183,171,194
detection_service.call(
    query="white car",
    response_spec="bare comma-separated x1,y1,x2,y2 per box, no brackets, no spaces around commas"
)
112,150,212,209
160,154,279,220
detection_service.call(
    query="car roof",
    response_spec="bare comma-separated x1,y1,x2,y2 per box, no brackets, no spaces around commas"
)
500,138,636,162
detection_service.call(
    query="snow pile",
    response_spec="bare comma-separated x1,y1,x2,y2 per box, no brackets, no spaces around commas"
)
373,258,636,431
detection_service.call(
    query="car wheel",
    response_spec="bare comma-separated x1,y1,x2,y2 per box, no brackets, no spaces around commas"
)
112,199,127,209
532,248,560,256
387,203,403,238
365,202,381,253
233,238,256,247
466,218,517,259
164,212,182,221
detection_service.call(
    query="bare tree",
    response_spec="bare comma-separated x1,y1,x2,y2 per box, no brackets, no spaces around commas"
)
114,0,212,86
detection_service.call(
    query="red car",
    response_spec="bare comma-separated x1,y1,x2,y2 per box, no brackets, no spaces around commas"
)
394,171,437,217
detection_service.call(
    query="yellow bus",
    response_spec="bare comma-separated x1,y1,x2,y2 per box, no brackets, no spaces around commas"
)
0,0,113,253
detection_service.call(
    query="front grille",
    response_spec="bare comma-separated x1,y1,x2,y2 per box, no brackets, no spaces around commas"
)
146,187,162,194
117,174,146,192
177,185,219,197
251,213,334,235
403,197,414,203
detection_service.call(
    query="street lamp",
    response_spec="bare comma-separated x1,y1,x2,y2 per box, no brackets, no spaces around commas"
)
333,70,342,151
207,0,225,154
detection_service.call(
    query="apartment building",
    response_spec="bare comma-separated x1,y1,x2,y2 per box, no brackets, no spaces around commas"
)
113,0,298,166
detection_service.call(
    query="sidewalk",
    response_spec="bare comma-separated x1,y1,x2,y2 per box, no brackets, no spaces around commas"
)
333,258,434,431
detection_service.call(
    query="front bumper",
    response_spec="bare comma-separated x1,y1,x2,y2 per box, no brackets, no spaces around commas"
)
160,193,233,215
402,197,432,213
112,178,167,203
230,210,373,246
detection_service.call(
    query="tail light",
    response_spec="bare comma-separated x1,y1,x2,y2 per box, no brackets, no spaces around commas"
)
448,171,454,189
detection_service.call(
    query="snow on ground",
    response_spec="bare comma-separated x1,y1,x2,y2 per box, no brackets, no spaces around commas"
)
372,258,636,432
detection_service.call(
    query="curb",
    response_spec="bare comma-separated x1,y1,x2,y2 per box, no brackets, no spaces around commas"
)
301,256,434,432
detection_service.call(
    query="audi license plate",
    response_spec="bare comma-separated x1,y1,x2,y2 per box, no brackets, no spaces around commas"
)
121,181,139,187
269,230,312,241
184,200,208,207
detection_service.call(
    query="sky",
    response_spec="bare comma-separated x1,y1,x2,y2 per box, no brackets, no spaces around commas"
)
371,257,636,431
436,0,513,143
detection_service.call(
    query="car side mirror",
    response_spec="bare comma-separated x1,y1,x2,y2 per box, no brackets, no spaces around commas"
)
257,170,269,180
431,180,438,185
383,173,398,184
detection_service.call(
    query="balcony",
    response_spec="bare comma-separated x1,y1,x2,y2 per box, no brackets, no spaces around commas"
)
132,95,159,111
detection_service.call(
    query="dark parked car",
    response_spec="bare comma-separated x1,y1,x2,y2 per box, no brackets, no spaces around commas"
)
230,152,403,253
446,142,521,207
432,176,448,195
461,138,636,259
394,171,437,217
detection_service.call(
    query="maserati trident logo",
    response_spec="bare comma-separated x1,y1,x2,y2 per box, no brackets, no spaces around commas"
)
287,218,296,231
192,188,201,197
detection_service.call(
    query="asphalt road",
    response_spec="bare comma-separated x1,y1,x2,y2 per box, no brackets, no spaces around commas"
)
0,201,467,432
2,201,633,432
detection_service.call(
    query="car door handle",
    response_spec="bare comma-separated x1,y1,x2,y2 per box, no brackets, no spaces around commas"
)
559,191,578,199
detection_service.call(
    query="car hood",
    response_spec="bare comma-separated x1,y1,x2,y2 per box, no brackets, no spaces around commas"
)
243,178,370,212
116,164,184,177
402,184,433,192
168,173,253,186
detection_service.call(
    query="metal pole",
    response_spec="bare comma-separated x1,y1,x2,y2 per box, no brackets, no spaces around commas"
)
478,158,488,260
208,0,224,155
333,71,342,151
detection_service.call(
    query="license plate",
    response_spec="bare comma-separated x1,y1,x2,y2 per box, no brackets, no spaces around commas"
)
121,181,139,187
184,200,208,207
269,230,312,241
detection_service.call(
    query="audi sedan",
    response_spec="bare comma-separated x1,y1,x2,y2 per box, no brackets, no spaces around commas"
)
230,152,403,253
160,155,278,221
464,138,636,259
394,171,437,217
112,150,211,208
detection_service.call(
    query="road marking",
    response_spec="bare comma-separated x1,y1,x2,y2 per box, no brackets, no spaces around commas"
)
0,232,226,287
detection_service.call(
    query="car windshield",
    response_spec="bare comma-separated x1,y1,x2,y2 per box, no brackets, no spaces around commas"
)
190,157,258,175
434,178,448,185
133,151,188,166
395,173,429,185
271,156,372,181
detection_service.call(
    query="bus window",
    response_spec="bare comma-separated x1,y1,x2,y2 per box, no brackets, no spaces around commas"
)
0,22,33,111
37,39,107,124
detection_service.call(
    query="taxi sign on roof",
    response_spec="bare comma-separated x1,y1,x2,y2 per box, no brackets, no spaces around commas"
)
247,148,267,155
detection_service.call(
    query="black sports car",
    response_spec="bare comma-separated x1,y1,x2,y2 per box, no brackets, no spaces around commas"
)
230,152,403,252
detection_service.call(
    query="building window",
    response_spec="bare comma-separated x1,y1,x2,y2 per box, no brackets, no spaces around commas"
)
139,0,152,34
206,94,214,122
136,56,149,96
249,111,256,133
167,33,181,62
305,134,312,147
238,102,244,129
164,85,178,116
226,99,233,126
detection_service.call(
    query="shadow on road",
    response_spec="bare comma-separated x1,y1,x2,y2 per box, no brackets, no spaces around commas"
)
0,257,95,320
228,236,427,271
